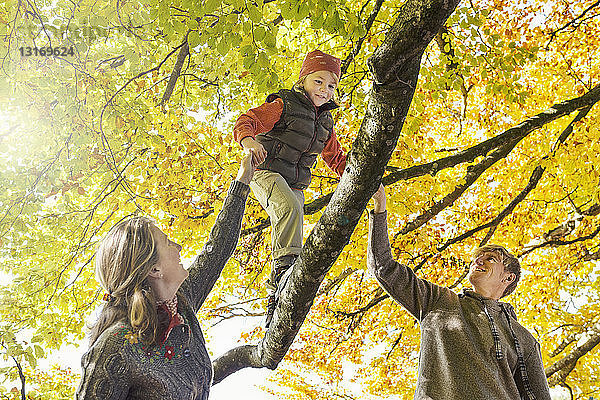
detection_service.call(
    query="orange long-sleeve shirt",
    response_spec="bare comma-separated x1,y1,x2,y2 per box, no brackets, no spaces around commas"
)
233,98,347,177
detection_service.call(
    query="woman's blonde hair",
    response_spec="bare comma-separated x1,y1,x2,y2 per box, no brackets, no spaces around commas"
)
89,216,167,346
293,70,340,104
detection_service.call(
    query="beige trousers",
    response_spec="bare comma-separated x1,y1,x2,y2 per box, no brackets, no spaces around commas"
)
250,170,304,260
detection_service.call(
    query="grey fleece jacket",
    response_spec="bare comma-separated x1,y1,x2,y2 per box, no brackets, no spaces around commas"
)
77,180,250,400
368,211,551,400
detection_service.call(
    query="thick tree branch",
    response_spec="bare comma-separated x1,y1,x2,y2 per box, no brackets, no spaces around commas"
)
551,105,592,153
212,345,262,384
582,247,600,261
549,332,580,358
520,225,600,257
581,203,600,216
436,165,545,252
383,84,600,185
12,355,26,400
546,330,600,386
395,140,521,237
212,0,461,382
569,200,600,218
546,0,600,48
160,37,190,107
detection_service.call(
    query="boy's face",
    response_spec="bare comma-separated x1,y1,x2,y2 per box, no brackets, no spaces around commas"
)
303,71,338,107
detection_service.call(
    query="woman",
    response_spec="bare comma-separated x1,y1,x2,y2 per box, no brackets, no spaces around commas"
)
77,154,254,400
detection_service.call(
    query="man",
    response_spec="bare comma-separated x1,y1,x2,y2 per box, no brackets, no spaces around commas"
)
368,185,551,400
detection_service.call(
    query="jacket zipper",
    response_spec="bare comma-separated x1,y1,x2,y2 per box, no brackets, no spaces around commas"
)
293,93,321,186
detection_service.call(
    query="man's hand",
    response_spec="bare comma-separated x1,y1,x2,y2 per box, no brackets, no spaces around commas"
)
372,183,386,214
236,151,256,185
240,137,267,166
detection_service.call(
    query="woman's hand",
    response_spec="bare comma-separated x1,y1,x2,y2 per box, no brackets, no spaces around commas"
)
236,151,256,185
372,183,386,214
241,137,267,166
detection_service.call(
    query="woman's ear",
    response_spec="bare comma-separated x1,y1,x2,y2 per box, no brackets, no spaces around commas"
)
147,267,163,280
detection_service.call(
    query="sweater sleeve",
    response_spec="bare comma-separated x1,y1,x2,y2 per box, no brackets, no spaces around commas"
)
77,333,131,399
367,210,449,321
179,180,250,312
321,127,347,177
233,98,284,145
524,342,552,400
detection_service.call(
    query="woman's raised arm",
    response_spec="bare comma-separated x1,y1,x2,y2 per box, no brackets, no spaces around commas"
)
180,153,254,312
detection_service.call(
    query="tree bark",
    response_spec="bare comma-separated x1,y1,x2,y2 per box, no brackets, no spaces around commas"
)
161,39,190,107
212,0,462,383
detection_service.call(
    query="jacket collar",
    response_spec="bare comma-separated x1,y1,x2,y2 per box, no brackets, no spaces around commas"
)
461,289,516,318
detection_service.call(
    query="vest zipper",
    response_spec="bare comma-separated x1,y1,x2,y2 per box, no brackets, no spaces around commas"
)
296,93,321,187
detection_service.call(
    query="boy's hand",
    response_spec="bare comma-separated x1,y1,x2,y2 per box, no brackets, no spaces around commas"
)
241,137,267,166
236,151,256,185
372,183,386,214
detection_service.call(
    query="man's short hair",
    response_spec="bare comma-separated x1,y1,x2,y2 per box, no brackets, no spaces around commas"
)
473,244,521,298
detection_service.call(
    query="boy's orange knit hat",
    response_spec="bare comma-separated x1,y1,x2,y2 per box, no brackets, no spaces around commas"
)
298,50,341,80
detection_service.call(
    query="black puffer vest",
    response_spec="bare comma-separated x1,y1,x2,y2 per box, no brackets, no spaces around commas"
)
255,89,338,190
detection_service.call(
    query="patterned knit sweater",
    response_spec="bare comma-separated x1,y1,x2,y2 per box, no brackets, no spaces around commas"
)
368,211,551,400
76,180,250,400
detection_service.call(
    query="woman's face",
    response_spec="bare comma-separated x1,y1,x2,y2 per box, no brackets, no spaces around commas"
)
151,225,188,289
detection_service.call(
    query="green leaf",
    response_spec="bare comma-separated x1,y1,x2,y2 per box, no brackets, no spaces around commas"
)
243,54,255,69
254,26,266,42
226,13,238,25
188,31,200,48
296,3,310,21
217,37,229,55
312,14,324,29
204,0,220,13
247,4,262,23
242,21,252,34
257,51,269,68
25,351,37,368
240,44,254,57
34,344,44,358
230,33,242,48
263,30,276,48
280,1,294,20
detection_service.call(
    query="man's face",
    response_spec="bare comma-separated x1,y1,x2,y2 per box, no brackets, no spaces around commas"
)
467,251,514,299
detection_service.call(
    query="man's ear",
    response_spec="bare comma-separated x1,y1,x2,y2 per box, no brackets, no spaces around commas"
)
503,273,516,284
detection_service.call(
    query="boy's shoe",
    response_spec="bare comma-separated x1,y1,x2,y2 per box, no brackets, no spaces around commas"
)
264,255,297,328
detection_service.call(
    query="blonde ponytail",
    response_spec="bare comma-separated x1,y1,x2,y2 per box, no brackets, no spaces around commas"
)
89,217,165,346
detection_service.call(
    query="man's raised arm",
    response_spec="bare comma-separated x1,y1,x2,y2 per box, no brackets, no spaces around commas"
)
368,185,451,321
